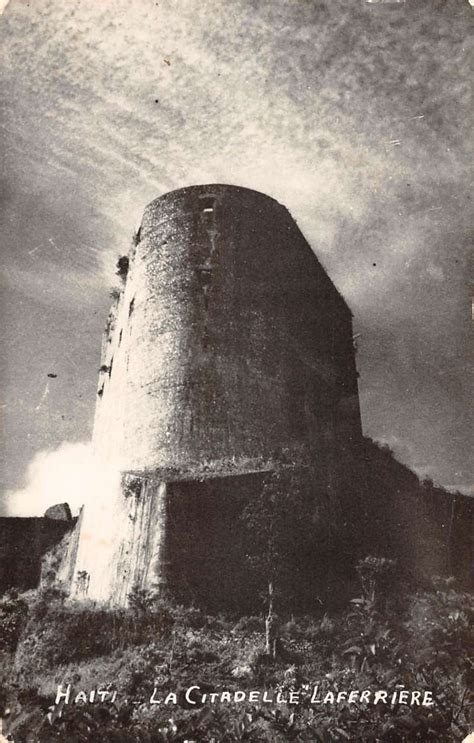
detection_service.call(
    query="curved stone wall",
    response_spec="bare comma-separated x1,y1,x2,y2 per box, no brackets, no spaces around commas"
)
93,184,361,475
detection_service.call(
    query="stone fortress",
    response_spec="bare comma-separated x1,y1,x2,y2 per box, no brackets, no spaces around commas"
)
8,184,469,608
61,184,364,607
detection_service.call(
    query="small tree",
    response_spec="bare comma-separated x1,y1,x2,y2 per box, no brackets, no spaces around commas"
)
241,468,311,656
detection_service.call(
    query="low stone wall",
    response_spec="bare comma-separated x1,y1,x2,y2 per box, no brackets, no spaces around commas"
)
0,516,74,593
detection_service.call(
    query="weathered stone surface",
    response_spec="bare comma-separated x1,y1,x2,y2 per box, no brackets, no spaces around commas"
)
64,185,363,606
57,186,472,607
93,185,361,474
44,503,72,521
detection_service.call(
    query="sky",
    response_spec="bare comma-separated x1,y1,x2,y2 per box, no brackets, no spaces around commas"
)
0,0,472,515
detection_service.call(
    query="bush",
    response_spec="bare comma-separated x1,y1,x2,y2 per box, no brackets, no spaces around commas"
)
127,585,156,615
4,565,472,742
0,590,28,651
232,615,263,633
356,555,397,604
116,255,129,281
15,602,174,681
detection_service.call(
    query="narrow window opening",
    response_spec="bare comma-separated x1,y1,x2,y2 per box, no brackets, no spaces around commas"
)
119,329,123,345
129,297,135,318
200,196,216,214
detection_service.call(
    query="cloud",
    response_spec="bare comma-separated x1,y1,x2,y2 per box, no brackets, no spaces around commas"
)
4,441,117,517
0,0,471,503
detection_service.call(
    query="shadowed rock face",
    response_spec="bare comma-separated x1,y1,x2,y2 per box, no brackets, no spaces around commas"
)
68,185,364,606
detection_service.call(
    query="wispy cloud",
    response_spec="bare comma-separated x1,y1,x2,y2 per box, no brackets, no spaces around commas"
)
0,0,471,496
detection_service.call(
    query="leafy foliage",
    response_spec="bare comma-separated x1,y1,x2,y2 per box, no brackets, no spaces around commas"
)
2,568,472,742
15,598,174,679
127,586,157,616
0,589,28,651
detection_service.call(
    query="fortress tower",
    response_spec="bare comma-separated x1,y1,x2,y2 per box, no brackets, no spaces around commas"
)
66,185,363,607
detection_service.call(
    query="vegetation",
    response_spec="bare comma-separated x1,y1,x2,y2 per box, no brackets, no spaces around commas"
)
1,566,471,741
242,471,307,611
1,445,470,739
0,590,28,651
116,256,130,282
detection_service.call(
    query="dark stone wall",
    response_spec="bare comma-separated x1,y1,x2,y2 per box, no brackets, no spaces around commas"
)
390,486,473,585
160,454,472,612
0,517,73,593
163,473,265,612
157,445,471,611
162,469,355,613
351,440,473,587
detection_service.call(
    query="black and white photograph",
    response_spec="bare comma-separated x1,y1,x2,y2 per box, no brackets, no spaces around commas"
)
0,0,472,740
